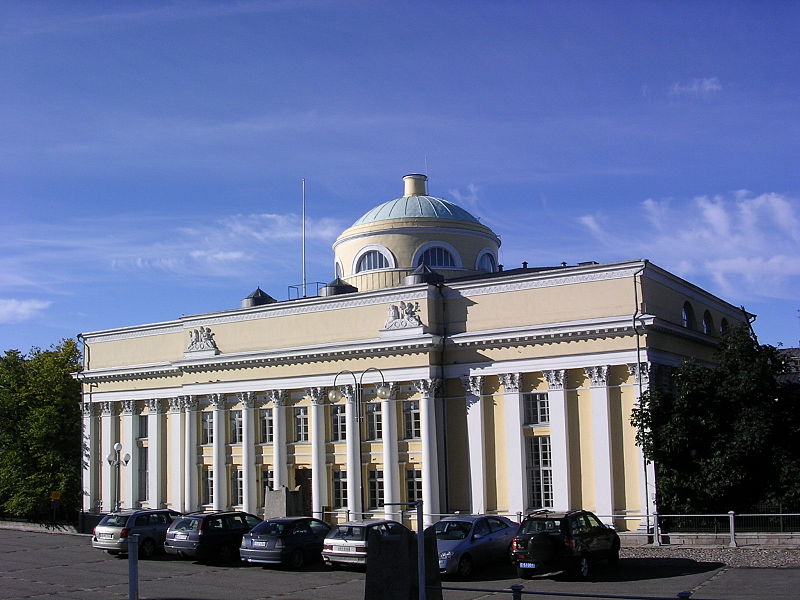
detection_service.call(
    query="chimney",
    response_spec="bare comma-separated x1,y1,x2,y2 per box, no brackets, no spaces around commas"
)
403,173,428,196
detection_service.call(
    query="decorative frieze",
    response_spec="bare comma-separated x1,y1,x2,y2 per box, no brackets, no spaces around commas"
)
543,369,566,391
585,365,609,387
186,326,219,354
499,373,521,393
383,301,423,330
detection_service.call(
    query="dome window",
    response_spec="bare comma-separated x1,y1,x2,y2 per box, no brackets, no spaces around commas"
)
356,250,390,273
476,252,497,273
702,310,714,335
682,302,696,329
417,246,456,268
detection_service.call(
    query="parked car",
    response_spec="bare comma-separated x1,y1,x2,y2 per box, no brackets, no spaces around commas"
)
509,510,620,579
322,519,410,568
434,514,519,577
164,511,261,562
240,517,331,568
92,509,181,558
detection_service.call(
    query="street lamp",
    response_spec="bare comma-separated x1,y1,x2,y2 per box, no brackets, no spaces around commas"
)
106,442,131,512
328,367,391,421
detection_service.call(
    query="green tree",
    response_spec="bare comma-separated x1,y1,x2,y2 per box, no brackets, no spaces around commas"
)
631,325,800,513
0,339,82,520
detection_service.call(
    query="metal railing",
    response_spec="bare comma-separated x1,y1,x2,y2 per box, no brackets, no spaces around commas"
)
438,585,697,600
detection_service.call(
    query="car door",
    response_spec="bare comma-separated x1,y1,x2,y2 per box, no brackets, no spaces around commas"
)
583,512,614,556
308,519,331,553
468,518,493,563
485,517,514,560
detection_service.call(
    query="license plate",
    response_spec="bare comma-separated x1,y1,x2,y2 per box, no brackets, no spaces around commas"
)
253,541,266,547
335,546,350,552
175,533,188,540
99,533,113,539
520,562,536,569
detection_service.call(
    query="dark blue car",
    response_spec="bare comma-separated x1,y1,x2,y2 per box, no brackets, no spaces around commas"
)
240,517,331,569
434,514,518,577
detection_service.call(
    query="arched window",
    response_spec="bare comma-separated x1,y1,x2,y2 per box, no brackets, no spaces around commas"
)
355,250,389,273
476,252,497,273
720,318,729,334
417,246,456,268
682,302,696,329
702,311,714,335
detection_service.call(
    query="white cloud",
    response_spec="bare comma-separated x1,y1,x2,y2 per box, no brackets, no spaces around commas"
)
0,299,51,324
669,77,723,98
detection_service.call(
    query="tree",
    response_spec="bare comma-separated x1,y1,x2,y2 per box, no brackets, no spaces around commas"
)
631,325,800,513
0,339,82,520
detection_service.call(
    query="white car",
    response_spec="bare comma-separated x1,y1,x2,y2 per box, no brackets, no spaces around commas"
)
322,519,410,567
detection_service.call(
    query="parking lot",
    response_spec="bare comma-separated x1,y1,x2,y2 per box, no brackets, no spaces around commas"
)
0,529,798,600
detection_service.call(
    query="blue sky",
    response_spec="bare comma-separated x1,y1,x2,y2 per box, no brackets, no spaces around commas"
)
1,0,798,352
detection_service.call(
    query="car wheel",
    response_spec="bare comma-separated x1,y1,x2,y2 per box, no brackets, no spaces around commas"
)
515,565,533,579
456,554,473,579
286,548,304,570
572,554,590,580
139,539,156,559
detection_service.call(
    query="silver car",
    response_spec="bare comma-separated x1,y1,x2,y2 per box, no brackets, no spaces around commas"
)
322,519,410,567
92,509,181,558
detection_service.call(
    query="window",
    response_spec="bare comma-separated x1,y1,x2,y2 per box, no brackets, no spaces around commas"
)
703,311,714,335
262,467,274,493
682,302,696,329
355,250,389,273
365,403,382,440
417,246,455,268
294,407,309,442
335,262,343,278
368,469,384,510
229,410,243,444
403,401,420,439
230,467,243,505
260,408,273,443
527,436,553,509
137,446,148,502
406,468,423,503
138,415,148,439
720,318,729,334
331,404,347,441
524,393,550,425
333,470,347,509
477,252,496,273
202,467,214,505
201,412,213,445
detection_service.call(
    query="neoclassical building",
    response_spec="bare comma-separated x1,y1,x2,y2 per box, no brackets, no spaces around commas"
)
77,174,747,529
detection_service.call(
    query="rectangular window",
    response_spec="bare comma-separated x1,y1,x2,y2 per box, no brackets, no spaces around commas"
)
202,467,214,505
262,467,274,492
294,407,309,442
332,470,347,509
260,408,273,443
230,467,243,505
331,404,347,441
230,410,243,444
365,403,382,440
406,468,422,503
524,393,550,425
201,412,214,445
403,401,421,439
368,469,384,510
526,436,553,509
138,415,148,439
137,446,148,502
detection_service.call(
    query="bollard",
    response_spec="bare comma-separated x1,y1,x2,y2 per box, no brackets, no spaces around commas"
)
652,513,661,547
128,533,139,600
510,584,524,600
728,511,737,548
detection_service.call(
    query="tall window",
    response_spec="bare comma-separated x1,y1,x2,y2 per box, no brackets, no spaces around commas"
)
260,408,273,443
138,415,148,439
262,467,274,493
406,468,423,503
682,301,696,329
356,250,389,273
294,407,309,442
368,469,384,510
229,410,243,444
417,246,456,268
403,401,421,439
523,393,550,425
703,310,714,335
332,470,347,509
201,412,213,444
720,318,730,334
331,404,347,441
202,467,214,505
137,446,148,503
365,403,382,440
527,436,553,509
230,467,243,505
477,252,496,273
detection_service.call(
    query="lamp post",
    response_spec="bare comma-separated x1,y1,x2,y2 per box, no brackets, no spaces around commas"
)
327,367,392,419
106,442,131,512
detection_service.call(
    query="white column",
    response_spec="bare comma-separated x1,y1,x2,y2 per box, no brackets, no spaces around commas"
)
183,396,198,512
81,401,99,513
269,390,289,489
461,376,485,515
629,362,657,528
382,383,400,520
168,398,185,512
500,373,526,516
239,392,257,514
147,399,165,509
120,400,139,510
210,393,227,510
416,378,441,527
307,387,327,520
100,401,117,512
544,370,571,511
586,366,614,524
343,384,362,518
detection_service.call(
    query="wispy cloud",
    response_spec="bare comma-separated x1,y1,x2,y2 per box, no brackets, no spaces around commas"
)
0,299,51,324
669,77,723,98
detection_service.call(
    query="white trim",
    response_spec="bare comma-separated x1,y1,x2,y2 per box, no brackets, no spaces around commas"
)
412,240,463,269
351,244,397,275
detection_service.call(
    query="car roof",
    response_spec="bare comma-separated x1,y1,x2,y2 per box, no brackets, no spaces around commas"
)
335,519,397,527
437,514,507,523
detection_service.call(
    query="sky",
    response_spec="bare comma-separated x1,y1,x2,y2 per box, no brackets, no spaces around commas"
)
1,0,799,353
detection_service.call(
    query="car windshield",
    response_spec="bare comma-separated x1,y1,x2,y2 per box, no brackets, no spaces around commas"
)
251,521,286,536
434,520,471,540
328,525,366,541
522,519,562,534
99,515,129,527
171,518,200,532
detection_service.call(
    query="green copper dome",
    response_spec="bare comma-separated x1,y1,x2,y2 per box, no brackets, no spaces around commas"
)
352,194,481,226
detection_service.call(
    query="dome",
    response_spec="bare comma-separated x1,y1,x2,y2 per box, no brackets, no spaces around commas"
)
351,174,481,226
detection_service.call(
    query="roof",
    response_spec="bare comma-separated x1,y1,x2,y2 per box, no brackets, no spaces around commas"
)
352,194,481,226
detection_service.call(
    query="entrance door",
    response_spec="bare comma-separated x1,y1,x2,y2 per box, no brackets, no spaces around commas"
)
295,468,313,516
